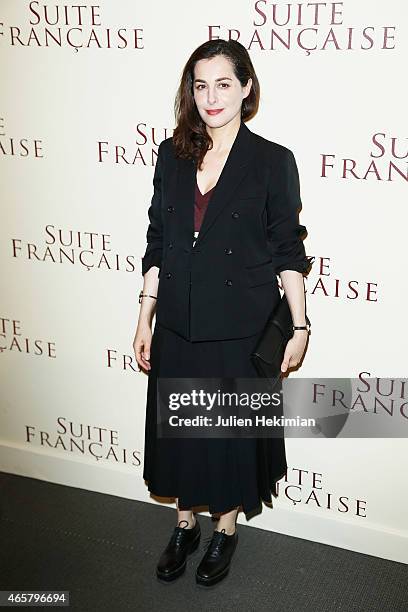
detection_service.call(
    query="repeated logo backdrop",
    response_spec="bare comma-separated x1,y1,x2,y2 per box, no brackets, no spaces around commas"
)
0,1,407,563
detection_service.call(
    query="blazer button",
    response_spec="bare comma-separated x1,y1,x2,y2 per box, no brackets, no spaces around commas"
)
231,211,239,218
224,248,233,255
167,206,174,212
165,272,172,279
225,279,233,286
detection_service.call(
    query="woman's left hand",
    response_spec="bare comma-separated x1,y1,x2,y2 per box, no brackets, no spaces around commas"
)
281,331,309,373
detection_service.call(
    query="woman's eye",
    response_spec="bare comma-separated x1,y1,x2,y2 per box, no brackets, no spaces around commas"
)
195,83,230,90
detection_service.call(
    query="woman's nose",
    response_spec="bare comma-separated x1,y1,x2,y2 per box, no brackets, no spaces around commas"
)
207,87,218,104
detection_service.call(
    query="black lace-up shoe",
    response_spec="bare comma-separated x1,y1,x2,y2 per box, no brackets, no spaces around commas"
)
156,517,201,582
195,527,238,587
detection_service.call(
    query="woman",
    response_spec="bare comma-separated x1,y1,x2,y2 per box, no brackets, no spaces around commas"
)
133,39,312,587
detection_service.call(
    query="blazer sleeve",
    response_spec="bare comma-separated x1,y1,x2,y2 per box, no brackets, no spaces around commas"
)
141,141,164,276
266,148,314,275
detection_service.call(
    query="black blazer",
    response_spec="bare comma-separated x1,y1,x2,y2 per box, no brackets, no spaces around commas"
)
141,120,312,342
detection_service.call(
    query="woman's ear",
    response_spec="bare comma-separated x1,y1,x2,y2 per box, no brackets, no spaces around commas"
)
244,78,253,97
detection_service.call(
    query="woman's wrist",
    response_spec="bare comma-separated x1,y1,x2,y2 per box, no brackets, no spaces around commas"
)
138,310,154,327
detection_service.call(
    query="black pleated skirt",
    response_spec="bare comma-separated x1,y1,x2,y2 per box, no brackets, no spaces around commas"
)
142,322,287,518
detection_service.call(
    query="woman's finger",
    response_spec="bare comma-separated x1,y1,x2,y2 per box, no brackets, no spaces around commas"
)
134,339,148,370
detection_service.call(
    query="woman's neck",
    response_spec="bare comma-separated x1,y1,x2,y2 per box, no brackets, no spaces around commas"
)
205,116,241,154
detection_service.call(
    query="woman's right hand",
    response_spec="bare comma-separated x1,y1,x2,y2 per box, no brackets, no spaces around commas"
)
133,322,153,373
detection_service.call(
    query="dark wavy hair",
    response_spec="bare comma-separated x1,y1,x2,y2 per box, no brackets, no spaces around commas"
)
172,39,260,169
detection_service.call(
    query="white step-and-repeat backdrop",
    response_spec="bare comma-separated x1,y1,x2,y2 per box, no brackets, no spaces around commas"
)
1,1,407,563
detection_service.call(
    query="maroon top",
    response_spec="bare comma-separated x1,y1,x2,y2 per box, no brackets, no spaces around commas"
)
194,179,216,233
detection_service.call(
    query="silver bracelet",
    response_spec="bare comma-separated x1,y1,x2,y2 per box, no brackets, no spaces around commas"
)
292,323,311,333
139,290,157,304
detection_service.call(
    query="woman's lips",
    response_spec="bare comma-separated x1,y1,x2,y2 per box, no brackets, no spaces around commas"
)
206,109,224,115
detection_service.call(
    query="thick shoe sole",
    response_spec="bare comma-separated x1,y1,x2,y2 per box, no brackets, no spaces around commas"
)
195,534,238,588
195,563,230,587
156,533,201,583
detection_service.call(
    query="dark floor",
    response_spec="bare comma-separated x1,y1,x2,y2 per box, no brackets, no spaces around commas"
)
0,471,407,611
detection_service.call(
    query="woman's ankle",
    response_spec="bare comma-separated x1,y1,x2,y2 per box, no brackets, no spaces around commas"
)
215,525,236,535
177,513,195,529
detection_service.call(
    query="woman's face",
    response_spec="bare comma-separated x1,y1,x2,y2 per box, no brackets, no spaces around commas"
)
193,54,252,129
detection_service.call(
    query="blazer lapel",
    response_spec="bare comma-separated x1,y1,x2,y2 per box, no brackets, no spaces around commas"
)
175,120,255,251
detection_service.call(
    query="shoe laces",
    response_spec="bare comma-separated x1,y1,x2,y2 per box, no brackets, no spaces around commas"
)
203,528,230,558
168,519,195,548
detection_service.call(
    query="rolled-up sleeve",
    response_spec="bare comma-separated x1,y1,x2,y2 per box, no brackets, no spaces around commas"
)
266,148,314,275
141,141,164,276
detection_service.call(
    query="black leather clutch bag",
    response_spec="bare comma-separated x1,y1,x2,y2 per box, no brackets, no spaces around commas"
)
250,293,310,389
